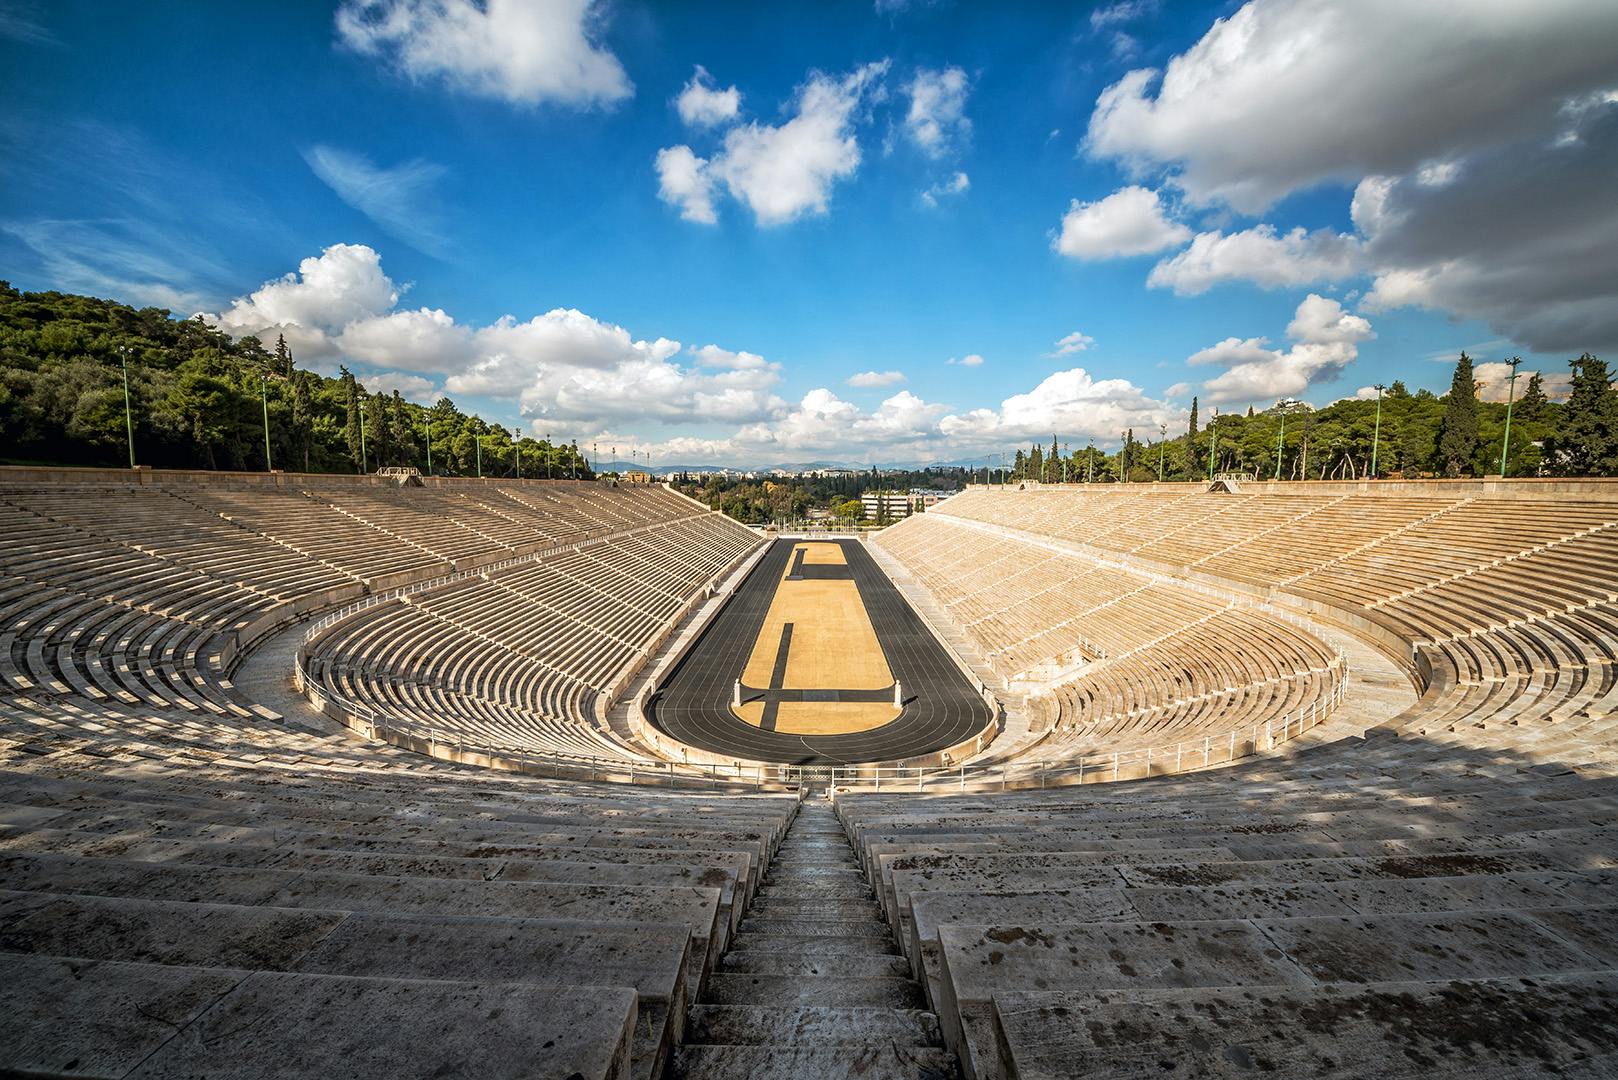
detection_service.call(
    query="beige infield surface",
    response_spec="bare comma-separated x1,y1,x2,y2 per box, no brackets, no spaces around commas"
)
732,541,901,736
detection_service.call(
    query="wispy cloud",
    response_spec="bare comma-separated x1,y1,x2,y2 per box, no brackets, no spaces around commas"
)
303,144,451,257
1,218,217,311
0,2,58,46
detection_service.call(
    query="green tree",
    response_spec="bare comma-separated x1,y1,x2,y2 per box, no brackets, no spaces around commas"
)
1437,352,1479,477
1516,371,1549,423
1184,396,1200,479
1546,353,1618,476
341,368,364,471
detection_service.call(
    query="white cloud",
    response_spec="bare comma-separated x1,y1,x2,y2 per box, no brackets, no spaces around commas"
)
676,66,740,128
303,145,449,256
660,61,889,227
1090,0,1157,30
940,367,1182,443
692,344,770,370
654,145,718,224
338,307,474,373
202,243,400,364
358,371,440,403
334,0,631,108
905,66,970,158
1049,331,1095,357
919,171,969,208
1084,0,1618,211
1147,225,1363,295
1189,293,1373,404
847,370,906,388
1053,185,1190,259
1473,361,1572,403
3,218,215,313
946,354,984,367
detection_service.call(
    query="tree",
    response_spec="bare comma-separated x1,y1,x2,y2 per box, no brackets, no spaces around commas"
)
1517,371,1549,423
1546,353,1618,476
363,392,389,469
1437,352,1479,477
341,368,364,472
289,370,314,472
1184,396,1200,479
272,334,293,377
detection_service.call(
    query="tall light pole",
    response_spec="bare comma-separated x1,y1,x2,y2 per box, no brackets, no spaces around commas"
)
1498,357,1522,477
424,415,432,475
1275,406,1286,481
260,374,272,471
1158,423,1167,482
1086,438,1095,483
358,396,368,474
1370,383,1386,479
1207,410,1218,481
545,433,552,480
118,345,136,468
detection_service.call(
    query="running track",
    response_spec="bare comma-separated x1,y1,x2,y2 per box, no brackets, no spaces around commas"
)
646,538,992,764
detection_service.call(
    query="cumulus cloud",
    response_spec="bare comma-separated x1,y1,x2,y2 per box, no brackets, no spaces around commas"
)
940,367,1182,444
1147,225,1363,295
657,61,889,226
202,243,401,364
904,66,970,158
847,370,905,388
919,171,969,208
303,145,450,257
334,0,632,108
1085,0,1618,211
1053,185,1190,259
654,145,718,224
201,243,786,434
1189,293,1373,404
946,354,984,367
1473,361,1572,403
675,65,740,128
358,371,441,403
1049,331,1095,357
1090,0,1157,30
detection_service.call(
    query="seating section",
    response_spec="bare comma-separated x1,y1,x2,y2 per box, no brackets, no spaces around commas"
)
306,514,759,762
876,512,1346,765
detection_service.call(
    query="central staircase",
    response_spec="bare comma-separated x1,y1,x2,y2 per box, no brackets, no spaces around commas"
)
671,798,957,1079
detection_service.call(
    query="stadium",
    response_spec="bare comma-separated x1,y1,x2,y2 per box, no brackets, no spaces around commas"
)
6,1,1618,1077
2,465,1616,1079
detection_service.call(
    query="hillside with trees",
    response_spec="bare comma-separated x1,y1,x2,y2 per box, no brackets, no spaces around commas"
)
1005,352,1615,484
0,282,591,478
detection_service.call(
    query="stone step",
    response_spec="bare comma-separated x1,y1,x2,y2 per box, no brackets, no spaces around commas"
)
684,1005,942,1048
719,951,912,979
757,881,871,899
737,916,890,937
726,933,900,956
765,866,864,881
670,1043,957,1080
747,897,882,919
700,973,925,1009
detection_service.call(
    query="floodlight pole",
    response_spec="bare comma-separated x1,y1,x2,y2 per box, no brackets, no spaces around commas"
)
1086,439,1094,484
476,434,482,478
545,433,551,480
260,375,272,471
1370,383,1386,479
119,346,136,468
358,396,367,474
1158,424,1167,482
1207,411,1218,481
1498,357,1522,477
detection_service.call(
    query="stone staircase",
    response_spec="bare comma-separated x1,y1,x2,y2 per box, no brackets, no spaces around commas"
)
671,798,957,1080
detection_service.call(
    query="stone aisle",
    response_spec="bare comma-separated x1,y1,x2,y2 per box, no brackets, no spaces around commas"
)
670,798,957,1079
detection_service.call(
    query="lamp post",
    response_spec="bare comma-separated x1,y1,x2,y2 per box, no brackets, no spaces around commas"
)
358,395,367,474
118,346,136,468
424,416,432,475
1370,383,1386,479
1158,424,1167,482
475,433,482,478
1498,357,1522,477
545,433,551,480
1207,410,1218,481
260,374,272,471
1086,439,1095,484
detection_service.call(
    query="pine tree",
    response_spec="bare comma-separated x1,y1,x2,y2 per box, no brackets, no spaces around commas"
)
1517,371,1549,423
364,391,389,468
289,370,313,472
272,334,292,377
1549,353,1618,476
1048,434,1059,482
1437,352,1478,477
1184,396,1200,479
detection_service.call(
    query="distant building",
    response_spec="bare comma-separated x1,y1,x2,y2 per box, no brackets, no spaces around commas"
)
624,470,652,484
861,490,937,520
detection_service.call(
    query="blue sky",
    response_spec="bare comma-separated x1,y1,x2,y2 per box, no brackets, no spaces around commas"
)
3,0,1615,466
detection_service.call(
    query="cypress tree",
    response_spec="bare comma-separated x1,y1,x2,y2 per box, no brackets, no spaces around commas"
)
1517,372,1549,423
341,367,363,472
1437,352,1478,477
289,370,313,472
1184,396,1200,479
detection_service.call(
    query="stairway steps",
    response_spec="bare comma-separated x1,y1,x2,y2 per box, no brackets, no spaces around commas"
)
677,800,951,1080
684,1005,943,1047
718,952,913,979
670,1043,957,1080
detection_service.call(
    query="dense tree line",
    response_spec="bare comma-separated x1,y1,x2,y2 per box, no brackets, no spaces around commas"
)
1005,352,1616,484
673,466,966,525
0,283,591,478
